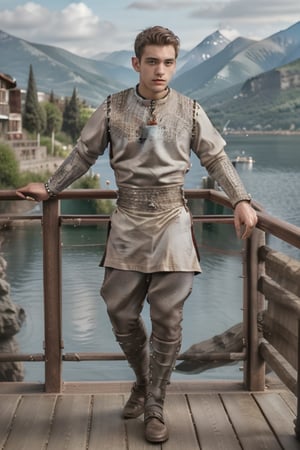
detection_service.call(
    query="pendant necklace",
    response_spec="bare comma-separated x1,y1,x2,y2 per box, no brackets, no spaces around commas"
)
139,99,158,142
147,100,157,125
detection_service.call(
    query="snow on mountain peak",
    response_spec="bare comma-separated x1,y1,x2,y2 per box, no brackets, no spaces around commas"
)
219,28,240,41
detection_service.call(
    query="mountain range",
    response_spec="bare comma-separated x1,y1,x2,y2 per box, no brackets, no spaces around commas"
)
172,21,300,101
1,22,300,130
0,30,137,106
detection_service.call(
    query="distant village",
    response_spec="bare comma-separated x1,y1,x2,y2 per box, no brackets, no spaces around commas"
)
0,72,63,173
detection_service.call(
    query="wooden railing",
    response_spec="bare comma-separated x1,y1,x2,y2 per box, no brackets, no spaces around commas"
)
1,188,300,435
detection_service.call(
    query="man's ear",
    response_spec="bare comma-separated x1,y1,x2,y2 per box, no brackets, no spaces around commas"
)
132,56,140,72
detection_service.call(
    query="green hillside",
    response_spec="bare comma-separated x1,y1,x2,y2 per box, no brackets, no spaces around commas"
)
204,59,300,132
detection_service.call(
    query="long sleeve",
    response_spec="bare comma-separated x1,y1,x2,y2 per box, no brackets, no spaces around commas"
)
47,144,94,194
47,100,109,194
191,102,250,207
205,153,251,207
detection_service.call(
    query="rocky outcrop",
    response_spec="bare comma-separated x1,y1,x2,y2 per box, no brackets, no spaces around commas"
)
176,322,244,374
242,66,300,95
242,70,281,95
280,69,300,89
0,247,25,381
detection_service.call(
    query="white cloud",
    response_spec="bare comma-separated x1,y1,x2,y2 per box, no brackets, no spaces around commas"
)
1,2,49,28
128,0,199,10
128,0,300,19
0,2,120,56
127,0,299,46
185,0,300,42
0,0,299,56
190,0,300,22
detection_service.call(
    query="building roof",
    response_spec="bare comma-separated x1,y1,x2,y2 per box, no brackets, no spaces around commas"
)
0,73,17,88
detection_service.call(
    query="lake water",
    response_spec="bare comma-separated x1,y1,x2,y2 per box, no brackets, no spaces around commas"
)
2,134,300,383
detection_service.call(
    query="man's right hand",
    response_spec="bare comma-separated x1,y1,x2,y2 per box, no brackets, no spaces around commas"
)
16,182,50,202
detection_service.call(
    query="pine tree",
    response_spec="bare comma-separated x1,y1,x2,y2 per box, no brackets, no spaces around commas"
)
44,102,63,136
49,90,55,103
62,88,81,142
23,64,45,134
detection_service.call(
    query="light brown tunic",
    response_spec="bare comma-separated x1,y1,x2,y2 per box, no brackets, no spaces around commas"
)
48,88,247,273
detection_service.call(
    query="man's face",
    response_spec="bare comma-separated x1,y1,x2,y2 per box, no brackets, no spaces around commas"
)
132,45,177,99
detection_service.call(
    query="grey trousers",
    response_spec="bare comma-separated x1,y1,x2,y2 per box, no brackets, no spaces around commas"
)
100,269,194,341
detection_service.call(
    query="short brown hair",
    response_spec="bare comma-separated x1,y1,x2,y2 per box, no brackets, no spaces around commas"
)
134,26,180,59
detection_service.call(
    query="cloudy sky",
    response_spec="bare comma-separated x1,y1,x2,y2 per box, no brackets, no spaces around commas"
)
0,0,299,57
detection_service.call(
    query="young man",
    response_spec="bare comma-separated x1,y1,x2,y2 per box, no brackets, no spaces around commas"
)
17,26,257,443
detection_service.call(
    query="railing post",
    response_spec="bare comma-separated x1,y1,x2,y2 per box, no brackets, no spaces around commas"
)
294,319,300,439
42,198,62,392
243,227,266,390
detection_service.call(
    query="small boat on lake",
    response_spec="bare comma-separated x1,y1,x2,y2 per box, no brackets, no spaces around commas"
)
231,152,255,166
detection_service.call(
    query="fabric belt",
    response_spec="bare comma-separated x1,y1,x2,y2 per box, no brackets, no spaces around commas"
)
117,186,187,211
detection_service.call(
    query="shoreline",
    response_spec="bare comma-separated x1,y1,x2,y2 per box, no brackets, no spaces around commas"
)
224,130,300,136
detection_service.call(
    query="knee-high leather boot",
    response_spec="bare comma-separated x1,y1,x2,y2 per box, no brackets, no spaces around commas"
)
144,335,181,443
115,319,149,419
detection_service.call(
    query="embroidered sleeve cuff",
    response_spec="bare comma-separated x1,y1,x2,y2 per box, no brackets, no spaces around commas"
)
44,181,57,198
233,195,252,209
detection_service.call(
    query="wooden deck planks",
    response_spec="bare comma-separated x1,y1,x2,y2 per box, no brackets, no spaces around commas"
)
126,416,159,450
254,392,300,450
163,394,200,450
222,393,282,450
47,394,91,450
89,394,127,450
189,393,241,450
0,388,298,450
3,395,56,450
0,395,20,449
280,389,297,414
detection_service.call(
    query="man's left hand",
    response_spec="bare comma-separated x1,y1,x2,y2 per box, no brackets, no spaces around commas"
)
234,201,258,239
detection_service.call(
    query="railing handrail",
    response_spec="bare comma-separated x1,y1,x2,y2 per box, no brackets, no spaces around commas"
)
1,188,300,247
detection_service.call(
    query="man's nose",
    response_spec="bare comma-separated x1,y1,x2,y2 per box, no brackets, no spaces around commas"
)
155,63,164,75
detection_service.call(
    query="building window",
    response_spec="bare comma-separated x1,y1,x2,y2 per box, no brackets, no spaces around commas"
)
9,119,21,132
0,89,8,104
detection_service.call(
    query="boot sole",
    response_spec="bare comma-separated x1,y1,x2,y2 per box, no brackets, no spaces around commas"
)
145,432,169,443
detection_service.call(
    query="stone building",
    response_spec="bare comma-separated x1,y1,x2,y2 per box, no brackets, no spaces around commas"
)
0,72,22,140
0,72,63,173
